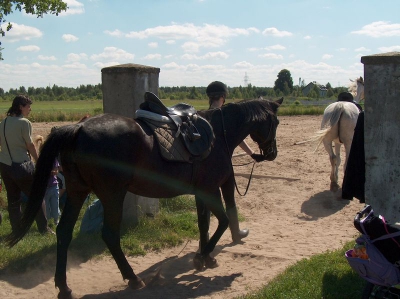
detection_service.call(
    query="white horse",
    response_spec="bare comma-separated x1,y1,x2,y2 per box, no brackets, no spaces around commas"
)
313,77,364,192
349,76,364,103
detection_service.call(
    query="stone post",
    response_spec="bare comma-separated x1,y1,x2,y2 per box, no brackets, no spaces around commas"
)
101,63,160,226
361,52,400,225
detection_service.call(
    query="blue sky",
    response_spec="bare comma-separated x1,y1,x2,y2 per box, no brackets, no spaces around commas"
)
1,0,400,91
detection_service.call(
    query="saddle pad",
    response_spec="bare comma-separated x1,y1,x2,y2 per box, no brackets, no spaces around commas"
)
144,120,193,163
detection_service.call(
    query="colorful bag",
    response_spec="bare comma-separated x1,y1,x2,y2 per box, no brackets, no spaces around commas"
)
346,205,400,286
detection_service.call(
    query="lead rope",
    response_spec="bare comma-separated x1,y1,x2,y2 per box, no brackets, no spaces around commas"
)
218,108,255,196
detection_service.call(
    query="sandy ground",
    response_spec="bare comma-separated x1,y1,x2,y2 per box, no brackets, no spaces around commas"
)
0,116,364,299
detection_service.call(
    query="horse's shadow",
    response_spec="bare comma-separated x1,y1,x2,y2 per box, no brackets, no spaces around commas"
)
299,189,350,221
81,250,242,299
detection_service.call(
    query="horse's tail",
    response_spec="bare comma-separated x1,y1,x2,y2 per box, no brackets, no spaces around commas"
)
311,102,344,152
5,124,81,247
311,127,331,152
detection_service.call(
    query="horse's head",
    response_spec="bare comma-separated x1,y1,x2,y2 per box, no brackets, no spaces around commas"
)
248,97,283,161
349,76,364,103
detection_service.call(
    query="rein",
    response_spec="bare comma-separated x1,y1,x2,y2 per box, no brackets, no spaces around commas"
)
218,108,256,197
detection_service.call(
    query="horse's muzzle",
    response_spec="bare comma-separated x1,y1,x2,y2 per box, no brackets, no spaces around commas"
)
261,141,277,161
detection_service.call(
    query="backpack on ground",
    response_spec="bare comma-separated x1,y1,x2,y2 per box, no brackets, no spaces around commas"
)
346,205,400,287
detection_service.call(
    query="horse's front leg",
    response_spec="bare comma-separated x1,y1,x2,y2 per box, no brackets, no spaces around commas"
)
99,190,145,290
55,195,85,299
194,190,229,270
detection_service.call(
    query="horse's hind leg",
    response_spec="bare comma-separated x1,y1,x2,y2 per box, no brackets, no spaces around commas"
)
323,139,339,192
55,191,87,298
99,190,145,290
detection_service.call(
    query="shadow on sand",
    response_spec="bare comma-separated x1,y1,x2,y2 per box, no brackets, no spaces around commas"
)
300,189,350,220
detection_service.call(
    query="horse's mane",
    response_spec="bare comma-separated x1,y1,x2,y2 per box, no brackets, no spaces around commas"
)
223,98,278,123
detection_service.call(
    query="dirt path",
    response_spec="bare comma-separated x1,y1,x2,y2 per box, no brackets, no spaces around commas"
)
0,116,363,299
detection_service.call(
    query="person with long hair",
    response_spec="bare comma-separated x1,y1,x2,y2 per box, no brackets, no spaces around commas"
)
0,95,54,234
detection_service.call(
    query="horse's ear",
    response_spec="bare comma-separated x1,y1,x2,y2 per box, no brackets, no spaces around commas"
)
276,97,284,106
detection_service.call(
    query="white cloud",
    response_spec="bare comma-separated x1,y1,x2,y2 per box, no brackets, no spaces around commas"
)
17,45,40,52
148,42,158,48
304,35,311,40
104,29,124,37
1,22,42,42
351,21,400,37
60,0,85,16
181,51,229,60
322,54,333,60
110,23,254,51
166,40,176,45
378,45,400,52
355,47,370,52
90,47,134,61
234,61,254,68
258,53,283,59
262,27,293,37
38,55,57,61
265,44,286,51
62,34,79,42
67,53,88,62
62,62,87,69
162,62,182,70
182,42,200,53
143,54,162,60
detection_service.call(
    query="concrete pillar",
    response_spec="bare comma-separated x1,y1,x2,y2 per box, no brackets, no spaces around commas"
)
101,63,160,226
361,52,400,225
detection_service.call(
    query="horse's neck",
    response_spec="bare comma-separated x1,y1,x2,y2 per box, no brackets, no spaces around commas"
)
208,106,249,152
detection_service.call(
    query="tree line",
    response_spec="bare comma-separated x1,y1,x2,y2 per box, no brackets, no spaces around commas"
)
0,69,348,102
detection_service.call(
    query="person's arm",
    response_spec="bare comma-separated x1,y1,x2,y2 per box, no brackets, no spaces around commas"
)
239,140,254,156
26,142,39,162
239,140,265,162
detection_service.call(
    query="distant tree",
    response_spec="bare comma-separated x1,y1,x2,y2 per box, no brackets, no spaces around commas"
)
326,82,332,89
312,84,320,99
327,88,334,98
0,0,68,60
274,69,293,94
188,86,200,99
231,87,243,100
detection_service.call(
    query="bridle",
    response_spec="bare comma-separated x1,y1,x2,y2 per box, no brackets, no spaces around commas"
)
218,108,275,196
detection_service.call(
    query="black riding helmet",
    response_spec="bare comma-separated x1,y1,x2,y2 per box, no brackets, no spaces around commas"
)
338,92,354,102
206,81,228,98
206,81,228,108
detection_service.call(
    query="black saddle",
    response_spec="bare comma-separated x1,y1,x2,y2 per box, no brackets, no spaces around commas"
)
139,92,214,158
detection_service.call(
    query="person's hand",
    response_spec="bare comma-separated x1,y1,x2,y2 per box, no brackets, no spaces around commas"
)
251,153,265,162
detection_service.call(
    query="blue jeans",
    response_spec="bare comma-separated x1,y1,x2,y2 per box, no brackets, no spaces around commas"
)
44,185,60,223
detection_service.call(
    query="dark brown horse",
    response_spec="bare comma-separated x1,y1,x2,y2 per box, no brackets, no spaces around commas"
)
6,97,283,298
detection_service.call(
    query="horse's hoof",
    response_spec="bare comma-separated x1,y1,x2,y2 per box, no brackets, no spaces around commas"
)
330,182,339,192
128,277,146,290
204,256,219,268
193,253,205,271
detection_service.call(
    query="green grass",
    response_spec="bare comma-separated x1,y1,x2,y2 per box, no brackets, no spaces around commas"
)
0,194,198,272
0,100,104,122
238,241,369,299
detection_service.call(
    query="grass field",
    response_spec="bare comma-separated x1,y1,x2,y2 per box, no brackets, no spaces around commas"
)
0,97,332,122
